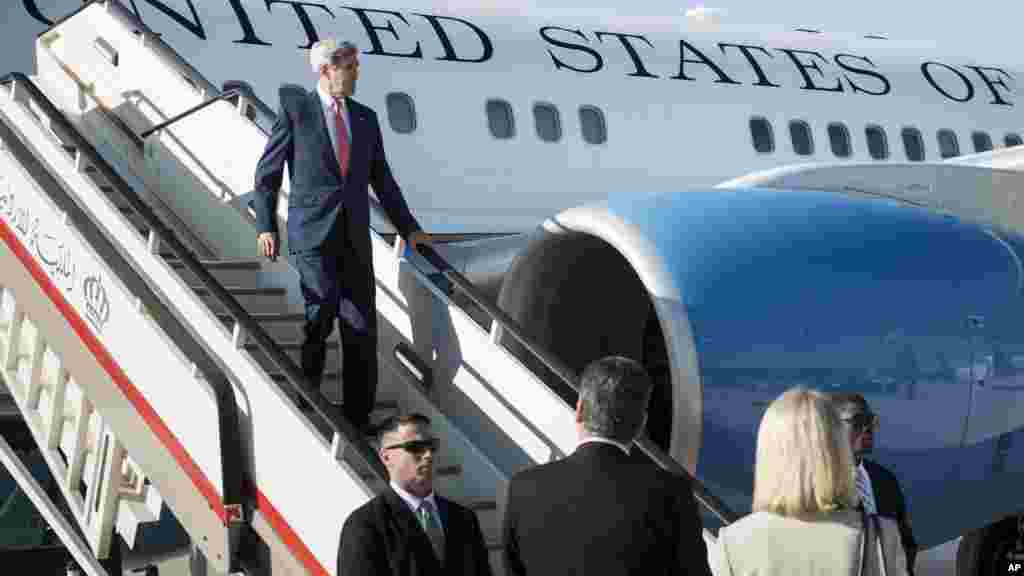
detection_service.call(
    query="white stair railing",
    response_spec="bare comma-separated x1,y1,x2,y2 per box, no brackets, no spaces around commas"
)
0,73,246,572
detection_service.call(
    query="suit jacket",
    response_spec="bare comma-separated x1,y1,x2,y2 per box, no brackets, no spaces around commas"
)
252,85,421,256
502,442,713,576
713,509,908,576
338,489,493,576
863,459,917,574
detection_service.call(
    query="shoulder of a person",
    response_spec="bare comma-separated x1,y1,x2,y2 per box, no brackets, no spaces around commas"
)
342,495,385,529
718,511,772,542
641,458,689,491
348,98,376,118
508,458,569,490
437,495,468,514
864,459,899,484
278,83,307,106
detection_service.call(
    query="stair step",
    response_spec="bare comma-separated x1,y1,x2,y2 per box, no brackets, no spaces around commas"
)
245,340,338,352
192,286,286,297
219,312,305,324
269,370,338,383
167,258,263,270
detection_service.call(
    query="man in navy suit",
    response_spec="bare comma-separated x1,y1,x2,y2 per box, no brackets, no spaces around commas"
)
252,38,430,428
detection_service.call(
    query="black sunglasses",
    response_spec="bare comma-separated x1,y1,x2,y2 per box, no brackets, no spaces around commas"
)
383,438,439,456
842,413,879,432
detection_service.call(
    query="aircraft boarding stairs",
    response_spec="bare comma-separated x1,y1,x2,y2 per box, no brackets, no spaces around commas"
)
0,2,735,575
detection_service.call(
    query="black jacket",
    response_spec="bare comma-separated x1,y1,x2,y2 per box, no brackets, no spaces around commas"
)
338,489,493,576
863,458,918,574
503,441,713,576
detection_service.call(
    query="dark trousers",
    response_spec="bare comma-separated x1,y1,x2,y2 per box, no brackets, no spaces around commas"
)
290,228,377,427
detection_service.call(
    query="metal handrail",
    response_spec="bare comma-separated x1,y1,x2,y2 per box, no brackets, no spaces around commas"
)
139,88,248,139
0,74,388,488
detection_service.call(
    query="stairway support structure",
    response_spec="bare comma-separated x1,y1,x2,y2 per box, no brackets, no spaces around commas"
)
0,73,247,573
0,432,109,576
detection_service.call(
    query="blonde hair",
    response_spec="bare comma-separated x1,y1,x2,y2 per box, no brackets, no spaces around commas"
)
751,387,857,517
309,38,357,75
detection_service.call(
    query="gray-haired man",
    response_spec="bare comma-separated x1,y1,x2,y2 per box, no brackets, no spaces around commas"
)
502,356,712,576
252,38,430,427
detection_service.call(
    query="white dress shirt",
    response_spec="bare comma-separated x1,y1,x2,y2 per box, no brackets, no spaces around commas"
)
316,84,351,166
390,481,445,536
575,435,631,455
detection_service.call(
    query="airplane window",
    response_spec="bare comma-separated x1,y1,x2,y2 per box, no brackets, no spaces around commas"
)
865,125,889,160
971,131,993,153
533,103,562,143
789,120,813,156
486,99,515,139
827,122,852,158
749,117,774,154
938,129,960,159
385,92,416,134
1005,133,1023,148
901,127,925,161
579,106,607,145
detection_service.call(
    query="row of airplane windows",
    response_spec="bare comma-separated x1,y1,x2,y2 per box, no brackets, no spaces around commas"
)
749,117,1024,161
383,92,609,145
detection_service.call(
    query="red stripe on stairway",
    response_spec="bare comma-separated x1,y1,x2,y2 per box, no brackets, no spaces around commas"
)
3,215,336,573
255,486,330,575
0,215,230,525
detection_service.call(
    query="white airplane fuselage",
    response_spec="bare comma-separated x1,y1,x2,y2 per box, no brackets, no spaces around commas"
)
15,0,1021,232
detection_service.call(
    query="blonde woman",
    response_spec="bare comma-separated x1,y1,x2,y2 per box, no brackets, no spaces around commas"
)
713,388,908,576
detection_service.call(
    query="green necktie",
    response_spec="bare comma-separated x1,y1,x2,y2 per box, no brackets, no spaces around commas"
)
417,500,445,563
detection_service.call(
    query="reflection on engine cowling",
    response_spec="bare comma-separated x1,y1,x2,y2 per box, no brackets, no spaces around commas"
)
496,187,1024,548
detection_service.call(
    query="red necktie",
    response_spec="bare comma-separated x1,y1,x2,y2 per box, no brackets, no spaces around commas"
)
334,100,350,177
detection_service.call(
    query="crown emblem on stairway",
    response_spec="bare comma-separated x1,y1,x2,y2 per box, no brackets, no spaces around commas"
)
82,274,110,332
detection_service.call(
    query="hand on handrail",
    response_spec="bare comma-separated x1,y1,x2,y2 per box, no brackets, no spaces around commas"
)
406,230,432,253
257,231,279,262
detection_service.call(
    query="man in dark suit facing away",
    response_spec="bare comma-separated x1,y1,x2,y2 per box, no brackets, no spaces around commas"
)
503,356,713,576
338,413,493,576
832,392,918,574
252,38,430,428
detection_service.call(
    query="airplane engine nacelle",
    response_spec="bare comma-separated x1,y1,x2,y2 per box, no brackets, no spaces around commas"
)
496,187,1024,544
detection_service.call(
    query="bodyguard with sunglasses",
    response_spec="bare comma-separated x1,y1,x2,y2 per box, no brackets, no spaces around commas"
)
832,393,919,575
338,414,493,576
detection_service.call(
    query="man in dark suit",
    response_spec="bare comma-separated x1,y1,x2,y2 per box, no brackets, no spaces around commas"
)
338,413,493,576
833,392,918,574
502,356,712,576
252,38,429,428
